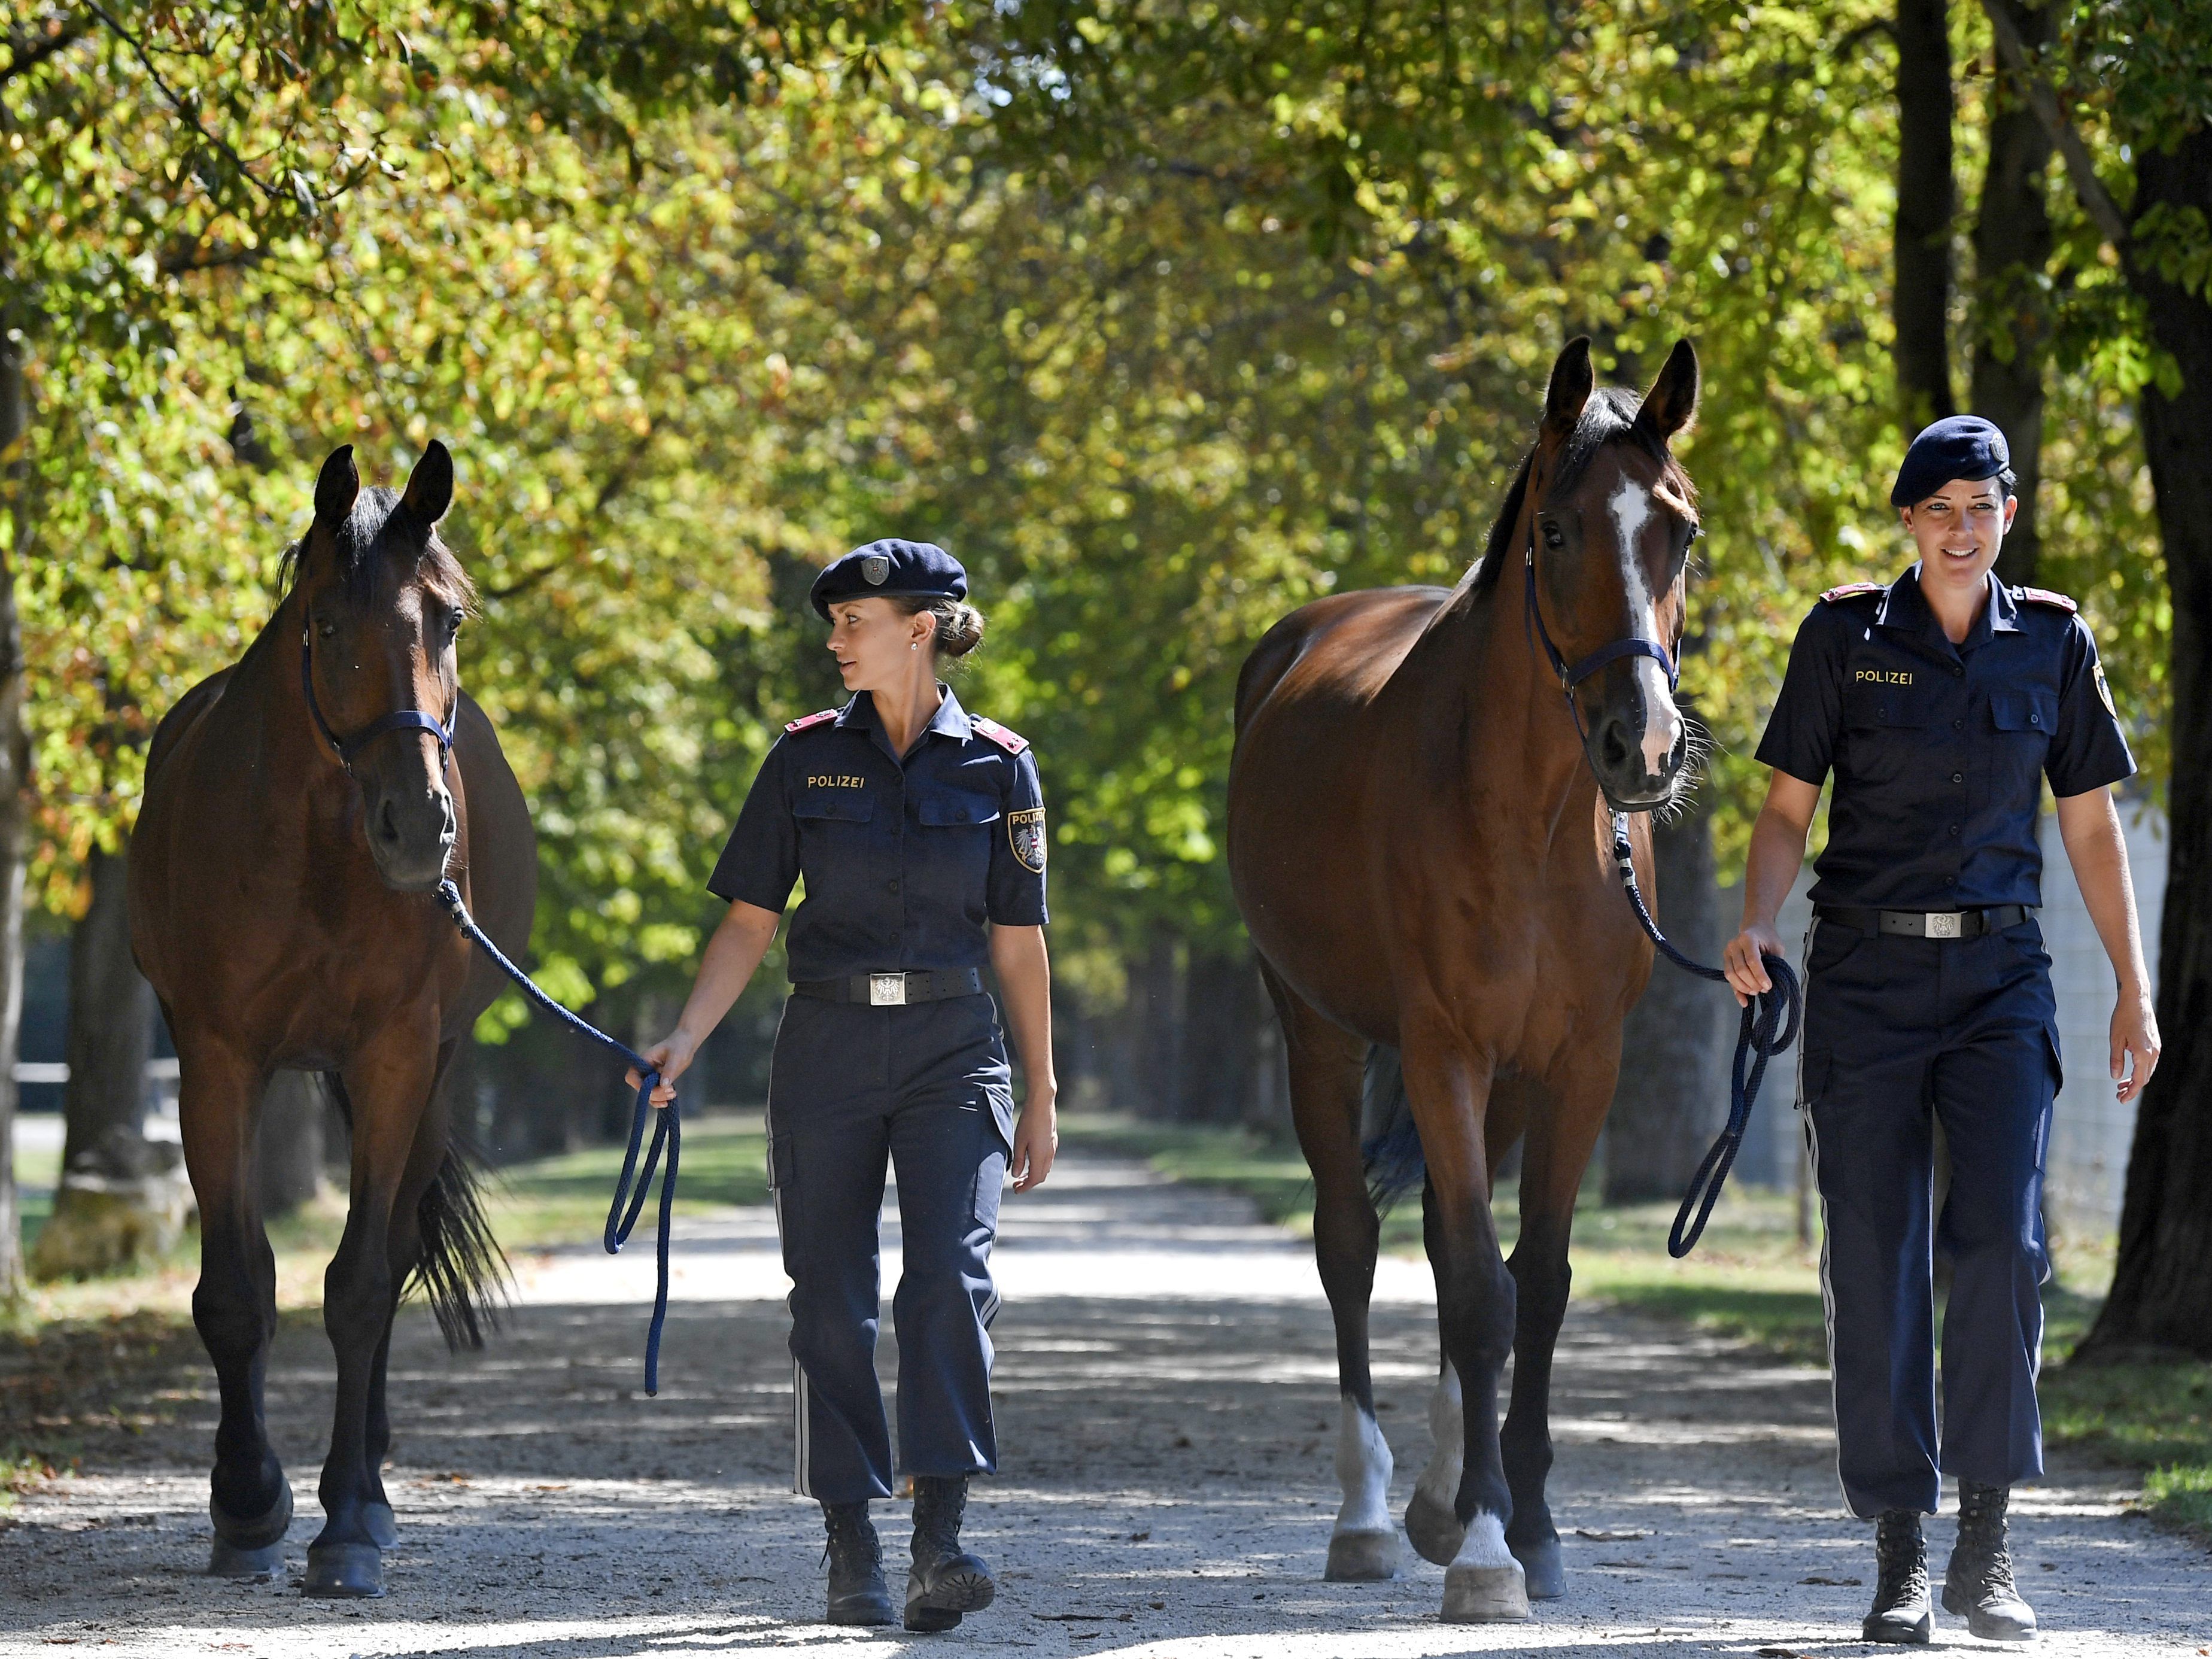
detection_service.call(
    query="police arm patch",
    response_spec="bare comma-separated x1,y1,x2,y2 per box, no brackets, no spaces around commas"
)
1007,807,1047,873
2094,662,2116,716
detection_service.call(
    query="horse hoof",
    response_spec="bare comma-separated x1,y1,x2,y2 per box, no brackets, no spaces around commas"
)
363,1502,398,1549
207,1538,285,1579
1512,1535,1564,1600
1324,1528,1402,1581
303,1542,385,1599
1442,1560,1531,1623
1405,1489,1464,1567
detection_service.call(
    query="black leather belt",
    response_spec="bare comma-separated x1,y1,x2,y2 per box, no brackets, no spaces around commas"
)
791,968,985,1006
1815,904,2032,940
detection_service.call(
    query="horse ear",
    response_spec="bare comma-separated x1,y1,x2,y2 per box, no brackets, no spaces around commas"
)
314,445,358,528
400,439,454,526
1636,338,1700,441
1542,337,1595,446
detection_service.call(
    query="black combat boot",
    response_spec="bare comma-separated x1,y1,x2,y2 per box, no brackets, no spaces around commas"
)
822,1500,894,1626
906,1474,996,1633
1862,1508,1934,1644
1943,1481,2037,1640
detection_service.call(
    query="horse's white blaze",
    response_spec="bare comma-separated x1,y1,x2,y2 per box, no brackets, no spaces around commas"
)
1608,474,1683,777
1451,1510,1514,1570
1415,1362,1464,1512
1334,1399,1394,1534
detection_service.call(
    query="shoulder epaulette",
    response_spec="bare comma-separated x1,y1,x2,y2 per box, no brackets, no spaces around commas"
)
971,716,1029,755
2013,585,2078,614
783,709,840,736
1821,582,1885,603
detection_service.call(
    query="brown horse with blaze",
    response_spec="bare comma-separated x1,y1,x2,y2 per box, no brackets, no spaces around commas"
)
129,442,534,1597
1227,338,1703,1621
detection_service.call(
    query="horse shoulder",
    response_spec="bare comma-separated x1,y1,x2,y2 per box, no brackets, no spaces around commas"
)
144,666,235,790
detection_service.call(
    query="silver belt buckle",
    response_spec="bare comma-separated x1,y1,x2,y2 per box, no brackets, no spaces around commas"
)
1925,911,1963,940
869,973,907,1007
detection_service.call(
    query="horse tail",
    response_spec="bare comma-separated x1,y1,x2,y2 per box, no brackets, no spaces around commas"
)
321,1072,510,1352
1359,1043,1424,1213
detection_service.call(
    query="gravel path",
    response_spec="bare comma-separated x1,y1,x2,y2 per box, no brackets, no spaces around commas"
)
2,1151,2204,1657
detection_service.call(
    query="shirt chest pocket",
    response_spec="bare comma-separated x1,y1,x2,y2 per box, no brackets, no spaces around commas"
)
1842,694,1932,786
913,788,1000,885
792,794,876,880
1988,689,2059,794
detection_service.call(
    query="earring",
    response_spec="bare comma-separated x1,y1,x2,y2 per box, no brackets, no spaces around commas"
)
910,642,918,651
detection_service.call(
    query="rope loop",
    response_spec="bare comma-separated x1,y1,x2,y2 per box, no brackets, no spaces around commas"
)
1606,816,1803,1257
435,880,680,1394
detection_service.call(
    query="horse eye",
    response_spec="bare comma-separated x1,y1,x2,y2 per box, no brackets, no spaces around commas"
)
316,618,337,640
1542,522,1565,550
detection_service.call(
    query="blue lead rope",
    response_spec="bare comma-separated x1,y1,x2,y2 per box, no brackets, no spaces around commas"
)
1606,814,1803,1257
434,880,680,1394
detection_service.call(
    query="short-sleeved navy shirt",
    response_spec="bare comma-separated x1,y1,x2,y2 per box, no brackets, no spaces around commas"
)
1755,564,2134,911
707,686,1049,982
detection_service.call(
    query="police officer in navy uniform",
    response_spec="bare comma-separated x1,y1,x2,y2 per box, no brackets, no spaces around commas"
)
629,539,1058,1633
1724,418,2159,1645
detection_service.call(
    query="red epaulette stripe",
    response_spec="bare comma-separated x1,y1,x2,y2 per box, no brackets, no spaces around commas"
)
971,716,1029,755
783,709,840,734
1821,582,1885,603
2016,586,2078,613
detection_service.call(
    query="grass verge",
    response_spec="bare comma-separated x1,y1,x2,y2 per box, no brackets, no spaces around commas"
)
1058,1111,2212,1542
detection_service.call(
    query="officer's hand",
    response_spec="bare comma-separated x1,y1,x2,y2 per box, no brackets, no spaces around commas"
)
625,1033,695,1110
1722,922,1786,1008
1010,1097,1058,1193
2110,989,2161,1105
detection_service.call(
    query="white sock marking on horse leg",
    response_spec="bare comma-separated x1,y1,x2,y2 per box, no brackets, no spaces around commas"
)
1333,1399,1393,1535
1415,1362,1464,1512
1451,1510,1514,1570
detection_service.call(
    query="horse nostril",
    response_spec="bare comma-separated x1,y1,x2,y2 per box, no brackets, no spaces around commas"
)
377,796,400,845
1599,717,1634,773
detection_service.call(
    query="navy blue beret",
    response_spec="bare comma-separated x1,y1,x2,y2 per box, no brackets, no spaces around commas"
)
809,539,968,621
1891,415,2010,508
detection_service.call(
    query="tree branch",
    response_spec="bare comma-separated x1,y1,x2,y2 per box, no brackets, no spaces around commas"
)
2,19,89,85
1979,0,2130,247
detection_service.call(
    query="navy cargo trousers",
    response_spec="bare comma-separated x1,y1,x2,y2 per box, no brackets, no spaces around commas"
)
767,991,1013,1505
1797,916,2061,1518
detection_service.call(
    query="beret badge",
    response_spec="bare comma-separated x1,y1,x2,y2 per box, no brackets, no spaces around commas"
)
862,554,891,586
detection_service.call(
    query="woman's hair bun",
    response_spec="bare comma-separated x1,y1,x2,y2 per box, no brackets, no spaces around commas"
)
935,600,986,658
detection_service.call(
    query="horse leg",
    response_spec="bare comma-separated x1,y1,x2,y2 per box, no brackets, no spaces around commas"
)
305,1026,437,1598
1405,1182,1464,1567
358,1042,461,1553
1268,970,1398,1583
1499,1061,1613,1602
177,1038,292,1578
1402,1038,1527,1622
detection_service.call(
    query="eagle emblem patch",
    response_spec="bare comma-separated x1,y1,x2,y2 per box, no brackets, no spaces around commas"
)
2095,662,2116,716
1008,807,1047,874
862,554,891,586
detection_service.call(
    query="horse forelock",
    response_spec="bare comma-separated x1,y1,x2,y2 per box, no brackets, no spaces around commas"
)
275,485,476,615
1469,387,1696,596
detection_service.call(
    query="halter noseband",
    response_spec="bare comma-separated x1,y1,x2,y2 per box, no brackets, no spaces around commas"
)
300,627,456,776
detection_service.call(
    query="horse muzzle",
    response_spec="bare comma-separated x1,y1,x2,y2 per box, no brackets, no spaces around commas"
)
1589,695,1689,812
366,782,457,893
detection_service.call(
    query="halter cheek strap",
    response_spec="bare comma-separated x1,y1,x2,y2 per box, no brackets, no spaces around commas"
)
1523,527,1682,698
301,630,457,776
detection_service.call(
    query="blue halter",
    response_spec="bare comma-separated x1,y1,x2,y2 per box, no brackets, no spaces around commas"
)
300,630,456,775
1521,522,1682,705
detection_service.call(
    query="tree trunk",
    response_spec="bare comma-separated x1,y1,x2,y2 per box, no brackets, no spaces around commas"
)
0,329,25,1298
30,846,189,1278
1604,798,1732,1202
1895,0,1958,430
1970,0,2057,589
2080,123,2212,1360
1177,946,1262,1124
257,1071,326,1217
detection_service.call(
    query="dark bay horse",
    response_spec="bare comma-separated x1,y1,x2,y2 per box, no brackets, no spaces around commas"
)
1227,338,1702,1622
129,443,535,1597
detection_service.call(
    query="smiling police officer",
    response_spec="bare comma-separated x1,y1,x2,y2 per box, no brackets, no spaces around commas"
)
629,539,1057,1633
1724,417,2160,1645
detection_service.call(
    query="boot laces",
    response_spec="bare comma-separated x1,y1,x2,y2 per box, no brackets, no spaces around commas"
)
822,1506,881,1574
1873,1510,1929,1606
1955,1484,2017,1599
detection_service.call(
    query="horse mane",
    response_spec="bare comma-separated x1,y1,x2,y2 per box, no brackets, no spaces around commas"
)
274,486,477,614
1466,386,1698,597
